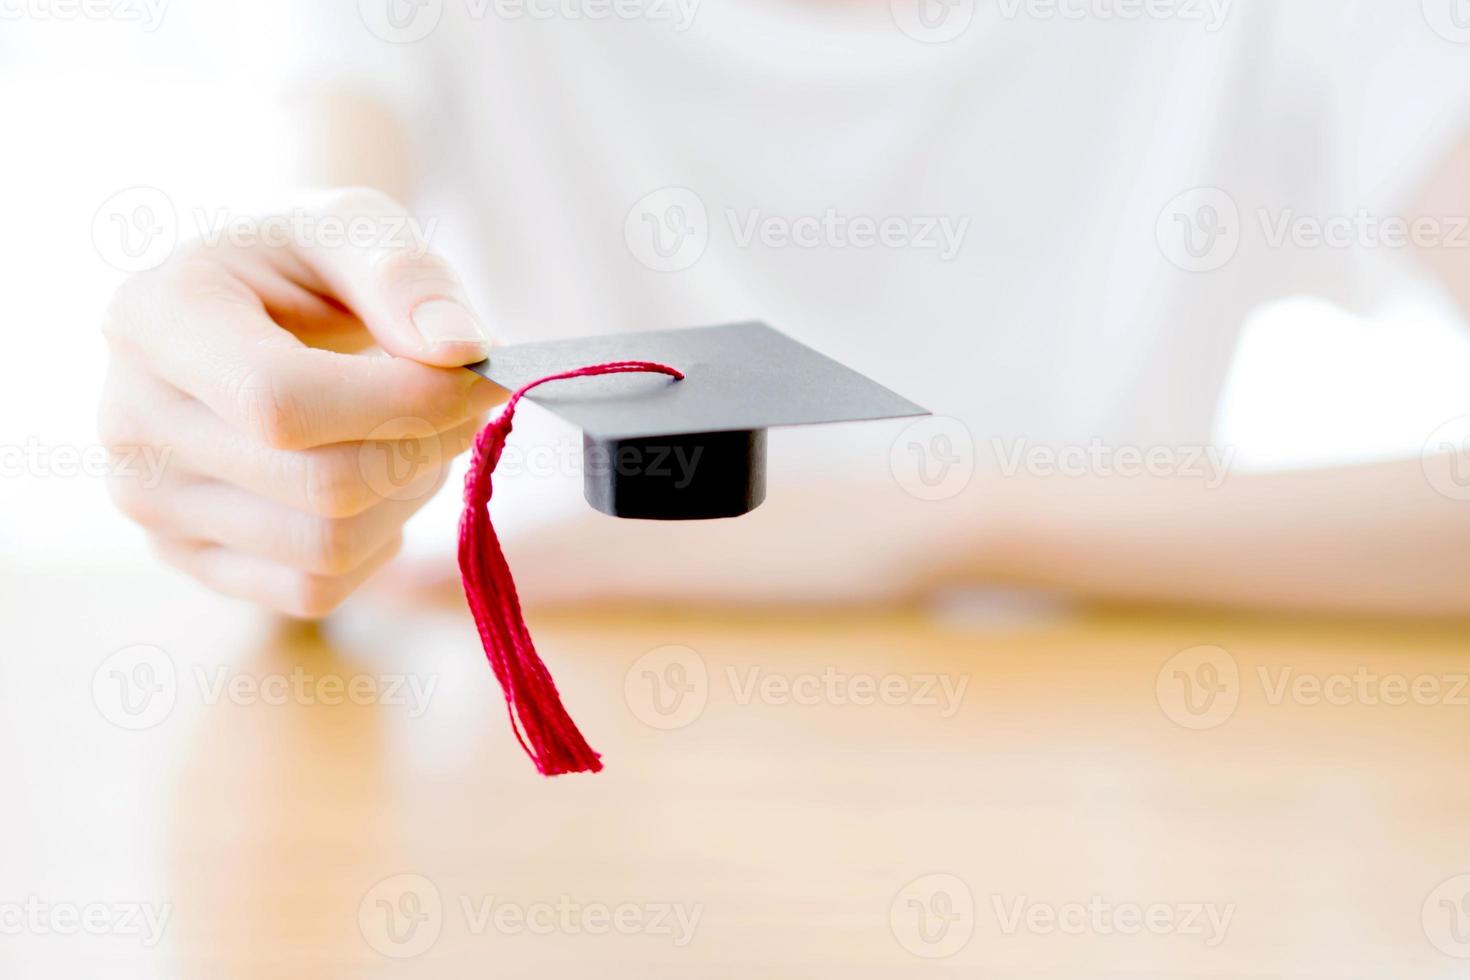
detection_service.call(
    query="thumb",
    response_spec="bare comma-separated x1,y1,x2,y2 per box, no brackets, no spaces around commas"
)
292,187,491,367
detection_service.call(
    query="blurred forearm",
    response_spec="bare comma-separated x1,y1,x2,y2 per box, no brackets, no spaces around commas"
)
961,456,1470,618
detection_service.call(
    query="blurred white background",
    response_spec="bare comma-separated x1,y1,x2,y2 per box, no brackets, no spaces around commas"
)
4,8,1470,571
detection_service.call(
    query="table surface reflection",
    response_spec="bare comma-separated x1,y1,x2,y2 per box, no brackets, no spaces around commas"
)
3,567,1468,979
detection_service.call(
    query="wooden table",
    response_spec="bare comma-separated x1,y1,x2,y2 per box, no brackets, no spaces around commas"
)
3,566,1468,978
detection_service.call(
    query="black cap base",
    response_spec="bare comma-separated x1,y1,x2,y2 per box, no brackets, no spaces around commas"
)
582,429,767,520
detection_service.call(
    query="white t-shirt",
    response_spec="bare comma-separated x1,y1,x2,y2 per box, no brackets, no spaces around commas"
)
280,0,1470,537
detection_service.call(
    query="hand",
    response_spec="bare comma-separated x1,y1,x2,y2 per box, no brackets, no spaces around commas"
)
99,188,502,618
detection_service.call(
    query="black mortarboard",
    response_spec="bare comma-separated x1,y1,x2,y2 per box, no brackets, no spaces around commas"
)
467,321,927,520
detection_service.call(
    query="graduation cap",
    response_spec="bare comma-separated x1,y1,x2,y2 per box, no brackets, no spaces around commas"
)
466,321,928,520
457,321,926,776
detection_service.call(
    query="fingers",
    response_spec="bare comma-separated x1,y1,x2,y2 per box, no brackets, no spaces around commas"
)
102,365,483,519
98,188,503,618
150,532,406,620
111,467,447,577
285,187,492,367
102,241,502,450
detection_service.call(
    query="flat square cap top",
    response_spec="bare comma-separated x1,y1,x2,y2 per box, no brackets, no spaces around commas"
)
467,321,927,440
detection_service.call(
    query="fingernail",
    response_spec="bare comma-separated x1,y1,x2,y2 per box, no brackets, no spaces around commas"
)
411,299,489,352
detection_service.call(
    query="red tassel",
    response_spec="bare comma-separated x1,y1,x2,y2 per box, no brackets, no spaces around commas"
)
458,361,684,775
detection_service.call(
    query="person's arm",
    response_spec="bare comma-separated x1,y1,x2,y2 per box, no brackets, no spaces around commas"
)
468,131,1470,620
927,129,1470,618
426,452,1466,619
102,94,500,617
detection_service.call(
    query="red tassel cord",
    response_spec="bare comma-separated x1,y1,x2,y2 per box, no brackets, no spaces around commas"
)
459,361,684,775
